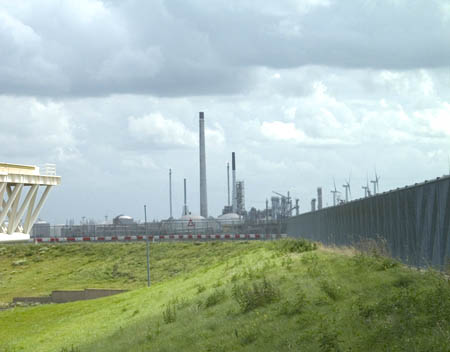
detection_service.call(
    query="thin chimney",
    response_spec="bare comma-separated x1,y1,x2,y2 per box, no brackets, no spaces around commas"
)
183,178,188,216
169,169,173,218
232,152,237,213
227,162,230,206
199,112,208,218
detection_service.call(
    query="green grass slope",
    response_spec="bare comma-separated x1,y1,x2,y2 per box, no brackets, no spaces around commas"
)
1,240,449,352
0,242,260,304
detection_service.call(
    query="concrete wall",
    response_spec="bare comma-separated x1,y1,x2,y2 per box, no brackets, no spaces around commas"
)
13,289,126,305
13,296,52,304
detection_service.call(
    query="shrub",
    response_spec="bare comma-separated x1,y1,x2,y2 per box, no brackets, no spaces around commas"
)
232,278,280,313
270,238,317,254
205,289,226,308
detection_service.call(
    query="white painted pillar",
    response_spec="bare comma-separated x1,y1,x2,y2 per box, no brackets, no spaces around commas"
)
0,184,23,227
7,184,23,234
11,185,39,232
24,185,52,234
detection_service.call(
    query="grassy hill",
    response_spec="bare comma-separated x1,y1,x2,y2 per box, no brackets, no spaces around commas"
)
0,240,449,352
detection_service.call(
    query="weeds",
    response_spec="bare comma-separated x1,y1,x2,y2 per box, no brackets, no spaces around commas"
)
279,290,307,316
235,324,259,346
301,253,321,277
196,284,206,293
204,289,226,308
318,329,341,352
232,277,280,313
60,346,80,352
269,238,317,254
319,280,341,301
162,299,177,324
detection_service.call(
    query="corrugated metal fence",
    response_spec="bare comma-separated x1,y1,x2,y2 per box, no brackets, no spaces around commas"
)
287,176,450,269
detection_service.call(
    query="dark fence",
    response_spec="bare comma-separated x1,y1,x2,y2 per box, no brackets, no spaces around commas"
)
287,175,450,269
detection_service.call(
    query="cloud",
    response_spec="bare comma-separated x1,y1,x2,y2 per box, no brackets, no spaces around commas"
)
0,97,80,162
128,113,196,148
1,1,450,97
1,2,450,223
261,121,306,141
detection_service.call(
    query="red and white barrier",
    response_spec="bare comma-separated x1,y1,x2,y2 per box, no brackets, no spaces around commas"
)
30,233,287,244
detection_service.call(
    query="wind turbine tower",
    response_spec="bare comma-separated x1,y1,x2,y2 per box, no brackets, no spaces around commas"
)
371,170,380,195
331,178,340,206
342,175,351,202
343,183,350,202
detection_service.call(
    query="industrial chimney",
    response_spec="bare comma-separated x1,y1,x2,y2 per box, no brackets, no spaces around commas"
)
169,169,173,219
227,162,230,206
199,112,208,218
317,187,323,210
311,198,316,212
232,152,237,213
183,178,189,216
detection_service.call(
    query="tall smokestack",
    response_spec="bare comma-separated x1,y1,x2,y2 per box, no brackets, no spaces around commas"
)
311,198,316,212
227,162,230,206
317,187,323,210
232,152,237,213
183,178,188,216
199,112,208,218
169,169,173,218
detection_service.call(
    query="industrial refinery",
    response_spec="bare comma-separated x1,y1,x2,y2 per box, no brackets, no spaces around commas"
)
3,108,450,272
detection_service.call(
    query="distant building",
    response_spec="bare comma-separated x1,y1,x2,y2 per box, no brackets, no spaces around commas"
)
222,205,233,215
113,215,135,225
32,220,50,238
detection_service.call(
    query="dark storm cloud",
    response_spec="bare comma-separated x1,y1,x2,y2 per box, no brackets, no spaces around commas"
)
0,0,449,97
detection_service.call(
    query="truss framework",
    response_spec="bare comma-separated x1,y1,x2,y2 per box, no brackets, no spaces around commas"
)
0,164,60,240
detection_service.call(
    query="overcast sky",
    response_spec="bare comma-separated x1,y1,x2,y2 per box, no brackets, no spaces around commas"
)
1,0,450,224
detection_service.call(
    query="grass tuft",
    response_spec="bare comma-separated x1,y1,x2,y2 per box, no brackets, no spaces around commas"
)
232,277,280,313
204,289,226,308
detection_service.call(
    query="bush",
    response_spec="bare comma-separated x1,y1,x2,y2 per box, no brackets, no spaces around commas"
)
232,278,280,313
205,289,226,308
270,238,317,254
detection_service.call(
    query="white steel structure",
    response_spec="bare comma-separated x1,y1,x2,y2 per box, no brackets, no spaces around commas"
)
0,163,61,242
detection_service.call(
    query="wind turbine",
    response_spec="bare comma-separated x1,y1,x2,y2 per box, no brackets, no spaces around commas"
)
331,178,340,206
371,168,380,195
343,181,350,202
362,173,370,197
342,173,351,202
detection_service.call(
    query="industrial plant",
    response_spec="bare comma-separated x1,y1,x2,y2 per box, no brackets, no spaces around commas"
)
2,110,448,272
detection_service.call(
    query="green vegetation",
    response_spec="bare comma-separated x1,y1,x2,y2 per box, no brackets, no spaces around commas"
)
0,241,261,304
0,240,449,351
